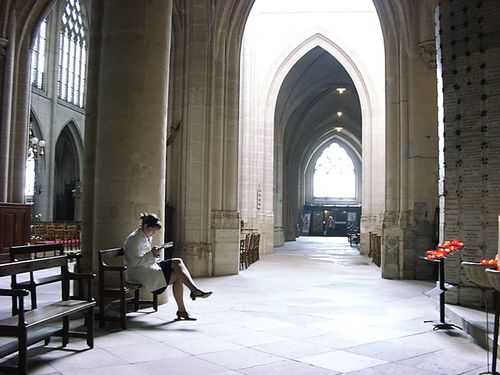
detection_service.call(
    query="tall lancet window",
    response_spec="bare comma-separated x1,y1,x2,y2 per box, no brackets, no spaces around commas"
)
313,142,355,199
31,18,48,90
58,0,87,108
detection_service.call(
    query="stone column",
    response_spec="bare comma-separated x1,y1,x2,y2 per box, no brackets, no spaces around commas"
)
0,8,32,203
379,0,439,279
168,0,253,276
82,0,172,284
0,36,12,202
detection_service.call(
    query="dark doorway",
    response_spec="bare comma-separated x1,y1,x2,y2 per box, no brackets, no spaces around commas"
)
302,205,361,237
54,126,79,221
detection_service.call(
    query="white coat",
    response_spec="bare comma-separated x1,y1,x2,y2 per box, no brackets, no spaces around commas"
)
123,228,167,292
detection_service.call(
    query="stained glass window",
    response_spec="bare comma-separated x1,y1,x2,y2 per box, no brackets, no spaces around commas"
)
313,143,355,198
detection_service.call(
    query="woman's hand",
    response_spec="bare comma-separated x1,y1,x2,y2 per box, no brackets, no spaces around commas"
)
151,247,160,257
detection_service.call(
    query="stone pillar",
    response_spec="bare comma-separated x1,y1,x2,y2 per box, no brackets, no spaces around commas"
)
168,1,254,276
0,9,32,204
0,36,12,202
380,0,439,279
82,1,172,288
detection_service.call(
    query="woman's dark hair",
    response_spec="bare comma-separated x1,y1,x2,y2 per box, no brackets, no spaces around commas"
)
140,213,162,229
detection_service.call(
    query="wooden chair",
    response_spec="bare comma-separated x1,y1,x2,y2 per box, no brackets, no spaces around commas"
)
55,228,80,253
368,232,375,258
44,225,56,241
373,235,381,267
30,224,45,240
98,247,164,329
239,239,248,270
249,233,260,264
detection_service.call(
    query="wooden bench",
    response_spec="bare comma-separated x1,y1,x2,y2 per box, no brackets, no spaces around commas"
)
9,243,81,314
0,255,95,374
98,243,173,329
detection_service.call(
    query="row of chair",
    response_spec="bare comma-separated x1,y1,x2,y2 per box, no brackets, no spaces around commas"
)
31,221,81,241
31,221,81,252
239,232,260,270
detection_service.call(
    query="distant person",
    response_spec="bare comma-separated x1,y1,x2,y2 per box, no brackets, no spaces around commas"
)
326,215,336,235
124,213,212,321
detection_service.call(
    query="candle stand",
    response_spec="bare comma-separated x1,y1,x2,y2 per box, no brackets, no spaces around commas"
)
423,257,461,330
485,268,500,375
487,291,500,375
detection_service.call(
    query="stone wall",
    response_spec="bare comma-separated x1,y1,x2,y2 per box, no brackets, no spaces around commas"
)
438,0,500,306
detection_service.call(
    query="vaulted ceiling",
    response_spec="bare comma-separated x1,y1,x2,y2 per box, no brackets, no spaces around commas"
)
275,46,362,168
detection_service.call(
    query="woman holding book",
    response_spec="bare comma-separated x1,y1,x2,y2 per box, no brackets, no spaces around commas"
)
124,213,212,321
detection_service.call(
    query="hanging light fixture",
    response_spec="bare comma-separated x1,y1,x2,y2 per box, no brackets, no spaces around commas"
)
29,122,46,159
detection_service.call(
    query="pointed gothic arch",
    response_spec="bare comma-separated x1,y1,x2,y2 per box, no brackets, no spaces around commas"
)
239,24,384,248
53,121,82,221
304,136,362,206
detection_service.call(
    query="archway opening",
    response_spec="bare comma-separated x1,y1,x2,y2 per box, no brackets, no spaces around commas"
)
54,125,80,221
239,0,384,250
28,0,88,223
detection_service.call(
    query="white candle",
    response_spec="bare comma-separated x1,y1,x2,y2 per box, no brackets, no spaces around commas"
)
497,215,500,268
498,215,500,256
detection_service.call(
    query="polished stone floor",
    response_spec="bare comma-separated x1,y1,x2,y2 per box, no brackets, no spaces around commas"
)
0,236,495,374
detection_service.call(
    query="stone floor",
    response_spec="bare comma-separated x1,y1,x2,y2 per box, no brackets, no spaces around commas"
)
0,236,497,374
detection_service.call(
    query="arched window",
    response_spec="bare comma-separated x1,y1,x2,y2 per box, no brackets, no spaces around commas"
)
313,142,355,199
58,0,87,108
31,18,48,90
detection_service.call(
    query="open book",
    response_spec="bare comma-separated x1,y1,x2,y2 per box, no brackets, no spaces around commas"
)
157,241,174,249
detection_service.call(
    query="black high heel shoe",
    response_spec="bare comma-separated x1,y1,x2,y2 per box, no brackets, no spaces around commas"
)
190,290,213,300
176,311,197,321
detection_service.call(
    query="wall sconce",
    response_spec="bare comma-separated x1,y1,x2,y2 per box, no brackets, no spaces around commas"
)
336,87,346,94
336,111,343,117
334,127,343,132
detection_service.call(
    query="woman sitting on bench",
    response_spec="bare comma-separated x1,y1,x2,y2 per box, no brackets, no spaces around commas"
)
124,213,212,321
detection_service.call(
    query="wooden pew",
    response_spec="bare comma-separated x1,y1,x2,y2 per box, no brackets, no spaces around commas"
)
0,255,95,375
9,243,82,313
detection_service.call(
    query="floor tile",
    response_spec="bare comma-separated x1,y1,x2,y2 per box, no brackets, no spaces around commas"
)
197,347,283,370
0,237,494,375
299,349,387,372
